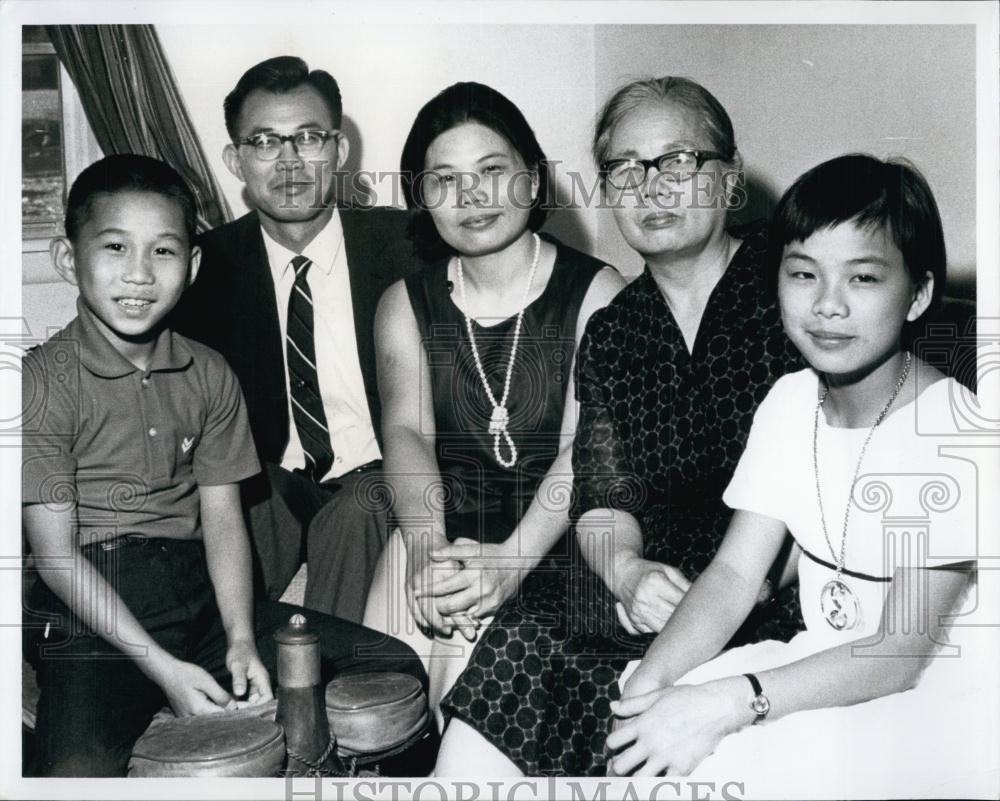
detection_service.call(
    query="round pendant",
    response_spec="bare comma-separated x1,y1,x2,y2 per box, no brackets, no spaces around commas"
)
820,579,862,631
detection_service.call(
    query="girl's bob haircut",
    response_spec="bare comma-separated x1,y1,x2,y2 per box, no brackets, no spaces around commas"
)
768,153,947,314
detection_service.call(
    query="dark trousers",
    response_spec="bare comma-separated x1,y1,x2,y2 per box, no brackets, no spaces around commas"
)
245,462,389,623
24,537,425,778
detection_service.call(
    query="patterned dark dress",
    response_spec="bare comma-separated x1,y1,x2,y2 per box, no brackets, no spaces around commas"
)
404,235,604,544
439,223,806,776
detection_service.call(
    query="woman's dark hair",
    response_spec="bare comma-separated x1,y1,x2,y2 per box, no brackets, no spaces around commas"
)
223,56,343,140
400,82,550,260
65,153,197,243
768,153,946,313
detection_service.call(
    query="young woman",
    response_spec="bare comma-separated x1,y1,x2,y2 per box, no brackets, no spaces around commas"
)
364,82,624,722
606,154,993,795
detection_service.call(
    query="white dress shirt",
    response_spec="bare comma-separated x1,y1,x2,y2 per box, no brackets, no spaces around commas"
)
261,209,382,480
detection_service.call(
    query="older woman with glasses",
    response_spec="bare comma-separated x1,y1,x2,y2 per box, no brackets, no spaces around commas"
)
432,76,805,777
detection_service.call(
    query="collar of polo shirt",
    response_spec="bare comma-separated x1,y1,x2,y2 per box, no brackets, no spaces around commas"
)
72,298,194,378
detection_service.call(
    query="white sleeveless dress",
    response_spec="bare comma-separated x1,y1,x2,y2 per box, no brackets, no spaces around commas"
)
622,369,1000,798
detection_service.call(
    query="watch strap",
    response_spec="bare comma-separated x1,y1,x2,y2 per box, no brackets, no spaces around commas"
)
743,672,769,723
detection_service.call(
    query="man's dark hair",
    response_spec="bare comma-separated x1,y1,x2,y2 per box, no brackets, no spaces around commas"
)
223,56,343,140
399,81,550,260
65,153,197,243
768,153,947,312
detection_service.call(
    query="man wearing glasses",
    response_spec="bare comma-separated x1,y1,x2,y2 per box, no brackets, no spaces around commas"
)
173,56,425,622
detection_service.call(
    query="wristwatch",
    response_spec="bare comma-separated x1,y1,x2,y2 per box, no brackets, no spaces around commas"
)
743,673,770,724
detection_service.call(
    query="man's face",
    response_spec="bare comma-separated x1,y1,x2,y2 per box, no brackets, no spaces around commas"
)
223,84,348,225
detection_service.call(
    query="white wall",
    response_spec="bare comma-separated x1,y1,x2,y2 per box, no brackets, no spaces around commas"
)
156,23,601,254
24,22,979,338
160,22,976,292
593,25,977,288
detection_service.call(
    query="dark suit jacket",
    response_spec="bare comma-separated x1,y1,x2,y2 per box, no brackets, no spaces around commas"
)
171,206,425,463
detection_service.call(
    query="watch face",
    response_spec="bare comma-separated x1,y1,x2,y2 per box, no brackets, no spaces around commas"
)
751,695,770,716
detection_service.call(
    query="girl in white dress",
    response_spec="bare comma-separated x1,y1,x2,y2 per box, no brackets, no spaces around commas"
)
607,154,998,797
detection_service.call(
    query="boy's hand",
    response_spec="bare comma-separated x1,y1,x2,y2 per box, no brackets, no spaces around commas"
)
226,638,273,707
155,657,234,716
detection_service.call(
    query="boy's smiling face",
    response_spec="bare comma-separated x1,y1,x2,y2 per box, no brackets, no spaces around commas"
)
52,190,200,363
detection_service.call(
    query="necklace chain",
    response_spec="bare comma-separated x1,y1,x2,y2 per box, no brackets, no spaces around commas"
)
812,352,912,580
455,233,541,468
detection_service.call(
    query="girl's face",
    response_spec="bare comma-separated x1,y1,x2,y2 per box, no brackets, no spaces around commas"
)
605,99,734,264
420,121,538,258
778,220,933,379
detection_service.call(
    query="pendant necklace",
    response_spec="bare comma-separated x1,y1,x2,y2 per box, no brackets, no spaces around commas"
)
456,233,541,468
813,351,911,631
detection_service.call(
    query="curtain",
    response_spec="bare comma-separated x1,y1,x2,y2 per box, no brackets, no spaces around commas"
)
46,25,232,232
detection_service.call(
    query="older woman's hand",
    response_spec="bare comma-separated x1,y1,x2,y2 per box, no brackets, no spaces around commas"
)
606,677,753,777
614,556,691,635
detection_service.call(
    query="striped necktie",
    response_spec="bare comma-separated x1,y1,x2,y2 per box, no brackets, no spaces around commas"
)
286,255,334,481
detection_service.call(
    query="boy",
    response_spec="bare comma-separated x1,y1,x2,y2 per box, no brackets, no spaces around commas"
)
21,154,425,777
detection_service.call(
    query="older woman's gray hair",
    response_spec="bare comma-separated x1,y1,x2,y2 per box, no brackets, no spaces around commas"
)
592,76,738,171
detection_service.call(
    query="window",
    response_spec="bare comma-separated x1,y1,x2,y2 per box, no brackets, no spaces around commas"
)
22,26,102,250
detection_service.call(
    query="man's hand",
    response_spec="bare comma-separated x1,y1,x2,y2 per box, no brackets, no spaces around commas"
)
226,638,273,708
614,556,691,635
151,655,235,717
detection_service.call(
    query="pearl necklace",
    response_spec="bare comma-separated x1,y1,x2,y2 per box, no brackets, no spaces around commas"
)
812,351,912,630
455,233,541,468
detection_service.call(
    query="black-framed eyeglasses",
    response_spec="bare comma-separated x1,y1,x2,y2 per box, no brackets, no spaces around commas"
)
236,129,340,161
600,148,729,190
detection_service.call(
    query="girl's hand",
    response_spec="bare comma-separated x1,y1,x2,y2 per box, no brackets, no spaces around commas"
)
606,661,666,766
620,661,667,701
614,556,691,634
606,677,754,777
420,538,526,632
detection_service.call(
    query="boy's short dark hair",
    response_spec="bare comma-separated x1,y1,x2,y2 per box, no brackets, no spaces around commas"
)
223,56,343,140
399,81,550,261
768,153,947,312
65,154,198,243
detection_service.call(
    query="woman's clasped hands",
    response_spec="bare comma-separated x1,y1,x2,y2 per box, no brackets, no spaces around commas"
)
409,536,527,641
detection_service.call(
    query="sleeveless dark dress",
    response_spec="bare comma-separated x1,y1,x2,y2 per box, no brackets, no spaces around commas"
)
439,223,806,776
404,235,605,544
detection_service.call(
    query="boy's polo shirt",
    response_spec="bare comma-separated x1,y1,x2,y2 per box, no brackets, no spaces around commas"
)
22,299,260,546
